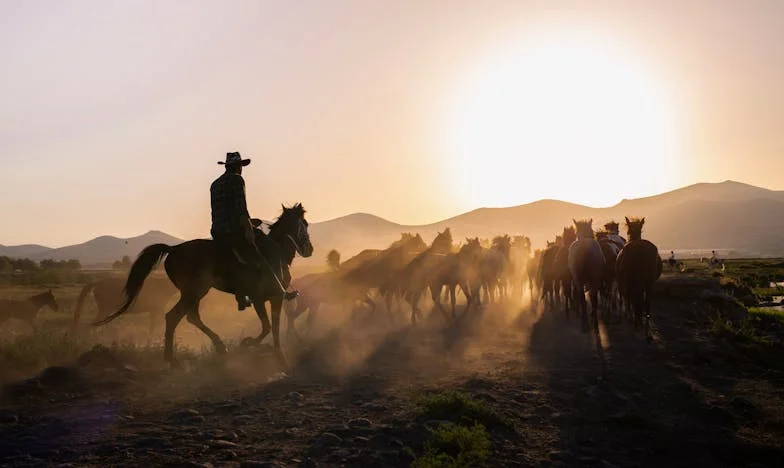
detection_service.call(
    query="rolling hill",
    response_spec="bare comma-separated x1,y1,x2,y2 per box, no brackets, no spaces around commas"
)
2,180,783,268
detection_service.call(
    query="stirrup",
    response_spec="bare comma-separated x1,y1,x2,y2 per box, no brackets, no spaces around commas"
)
236,295,252,311
284,290,299,301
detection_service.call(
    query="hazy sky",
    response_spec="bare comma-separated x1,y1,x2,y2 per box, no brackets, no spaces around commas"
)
2,0,783,246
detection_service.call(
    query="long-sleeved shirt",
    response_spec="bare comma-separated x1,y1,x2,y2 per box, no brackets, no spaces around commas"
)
210,171,250,238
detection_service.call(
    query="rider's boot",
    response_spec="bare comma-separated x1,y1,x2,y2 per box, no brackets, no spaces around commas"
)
235,294,252,311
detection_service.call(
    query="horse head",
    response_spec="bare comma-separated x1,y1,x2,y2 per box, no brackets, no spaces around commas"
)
491,234,512,256
572,218,595,240
39,289,59,312
460,237,484,262
624,216,645,241
270,203,314,258
562,226,577,245
431,228,454,253
404,233,428,253
604,221,620,234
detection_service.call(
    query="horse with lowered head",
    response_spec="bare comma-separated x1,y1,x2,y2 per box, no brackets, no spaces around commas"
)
568,219,605,330
95,203,313,370
615,216,662,338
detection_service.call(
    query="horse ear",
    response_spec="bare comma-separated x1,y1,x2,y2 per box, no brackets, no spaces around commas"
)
588,218,592,224
625,216,630,224
641,217,645,224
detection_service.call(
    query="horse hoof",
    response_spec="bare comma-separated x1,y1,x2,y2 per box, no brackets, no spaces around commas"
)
240,337,257,348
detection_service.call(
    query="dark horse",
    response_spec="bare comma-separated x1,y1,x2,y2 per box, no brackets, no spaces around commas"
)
0,290,59,330
95,204,313,369
568,219,605,331
554,226,577,316
616,216,662,338
73,276,177,334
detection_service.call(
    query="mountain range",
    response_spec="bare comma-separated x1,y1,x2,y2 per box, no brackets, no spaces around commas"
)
2,180,783,269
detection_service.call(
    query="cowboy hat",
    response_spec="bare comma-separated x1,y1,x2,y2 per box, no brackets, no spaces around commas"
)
218,151,251,166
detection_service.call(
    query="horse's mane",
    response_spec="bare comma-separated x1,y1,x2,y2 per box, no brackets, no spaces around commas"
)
269,203,305,232
572,218,595,239
388,232,416,249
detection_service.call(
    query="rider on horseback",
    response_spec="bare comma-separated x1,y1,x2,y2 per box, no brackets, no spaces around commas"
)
210,152,297,310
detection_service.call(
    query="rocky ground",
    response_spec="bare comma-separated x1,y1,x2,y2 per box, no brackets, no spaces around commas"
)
1,276,783,467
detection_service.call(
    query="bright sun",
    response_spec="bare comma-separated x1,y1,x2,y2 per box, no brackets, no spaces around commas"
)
441,27,683,210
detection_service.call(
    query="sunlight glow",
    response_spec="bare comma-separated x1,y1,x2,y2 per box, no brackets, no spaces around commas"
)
441,26,683,209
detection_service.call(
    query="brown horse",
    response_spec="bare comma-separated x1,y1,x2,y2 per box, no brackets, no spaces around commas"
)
399,229,454,323
538,237,562,305
477,235,513,305
596,231,622,316
73,276,177,334
509,235,532,302
285,233,427,332
425,237,484,320
554,226,577,316
0,290,59,331
95,203,313,369
616,217,662,337
526,248,543,301
568,219,605,330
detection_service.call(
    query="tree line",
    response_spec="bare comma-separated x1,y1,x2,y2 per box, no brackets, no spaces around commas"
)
0,256,82,273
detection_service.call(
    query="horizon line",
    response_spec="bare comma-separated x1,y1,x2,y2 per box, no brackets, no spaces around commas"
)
2,178,779,249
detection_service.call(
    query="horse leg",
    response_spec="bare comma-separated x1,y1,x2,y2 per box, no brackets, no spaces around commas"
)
242,300,271,346
449,284,457,320
186,302,226,355
589,286,600,331
384,292,395,323
269,297,289,372
429,285,449,322
286,300,308,342
644,287,653,340
164,299,189,364
409,291,422,324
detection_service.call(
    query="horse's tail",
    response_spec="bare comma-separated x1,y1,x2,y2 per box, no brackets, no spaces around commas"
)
93,244,172,326
72,282,96,329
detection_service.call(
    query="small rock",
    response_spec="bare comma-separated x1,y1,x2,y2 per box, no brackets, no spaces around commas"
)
180,462,212,468
315,432,342,447
209,439,239,449
232,415,255,424
240,461,277,468
286,392,303,401
360,402,387,411
169,409,205,424
347,417,373,428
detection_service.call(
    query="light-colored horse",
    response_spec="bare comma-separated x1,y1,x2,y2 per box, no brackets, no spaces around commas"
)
568,219,605,331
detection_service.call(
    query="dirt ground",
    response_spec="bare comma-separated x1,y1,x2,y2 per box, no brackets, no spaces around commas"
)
1,275,783,467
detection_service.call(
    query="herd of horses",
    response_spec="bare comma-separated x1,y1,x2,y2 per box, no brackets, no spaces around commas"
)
0,204,664,370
